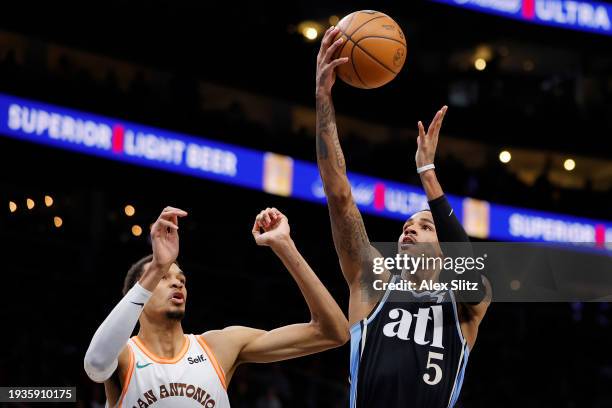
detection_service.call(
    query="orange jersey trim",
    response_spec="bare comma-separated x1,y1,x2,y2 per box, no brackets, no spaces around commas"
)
196,335,228,390
118,345,135,408
132,335,189,364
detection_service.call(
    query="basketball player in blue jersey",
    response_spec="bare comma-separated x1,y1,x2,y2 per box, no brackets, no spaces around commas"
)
315,26,492,408
84,206,349,407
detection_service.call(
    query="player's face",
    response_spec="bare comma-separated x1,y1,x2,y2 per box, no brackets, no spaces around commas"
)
397,211,442,257
143,263,187,321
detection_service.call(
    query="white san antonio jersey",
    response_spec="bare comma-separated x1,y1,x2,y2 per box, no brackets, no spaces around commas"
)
111,334,230,408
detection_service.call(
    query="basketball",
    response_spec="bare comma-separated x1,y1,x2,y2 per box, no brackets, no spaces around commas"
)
333,10,407,89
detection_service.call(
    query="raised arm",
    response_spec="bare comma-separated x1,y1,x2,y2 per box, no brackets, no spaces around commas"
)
84,207,187,386
315,26,373,290
415,108,490,312
202,208,348,382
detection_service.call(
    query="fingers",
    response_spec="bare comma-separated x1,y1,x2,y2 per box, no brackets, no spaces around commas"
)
429,105,447,141
158,213,180,230
157,219,179,231
434,105,448,137
259,208,272,228
319,26,340,57
159,209,187,223
150,207,187,235
159,207,187,230
151,218,179,237
328,57,349,69
324,36,344,63
161,206,188,217
417,121,426,139
318,56,348,87
264,210,272,226
427,109,442,136
422,105,448,139
255,210,266,230
252,220,261,238
254,207,283,230
272,208,283,219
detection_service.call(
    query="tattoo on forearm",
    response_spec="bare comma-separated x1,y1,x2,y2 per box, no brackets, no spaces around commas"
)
330,206,381,300
317,96,371,288
333,207,369,259
316,96,345,169
316,134,329,159
330,205,370,262
333,136,345,168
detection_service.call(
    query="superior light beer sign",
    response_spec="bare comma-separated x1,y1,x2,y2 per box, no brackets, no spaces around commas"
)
1,95,263,190
431,0,612,36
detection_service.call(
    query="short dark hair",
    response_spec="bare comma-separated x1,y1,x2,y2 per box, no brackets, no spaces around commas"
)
122,255,182,295
406,209,432,222
123,254,153,295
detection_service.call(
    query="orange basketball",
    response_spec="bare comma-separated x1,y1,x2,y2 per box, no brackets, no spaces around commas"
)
333,10,407,89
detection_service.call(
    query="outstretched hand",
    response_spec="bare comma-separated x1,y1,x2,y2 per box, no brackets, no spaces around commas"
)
316,26,349,96
416,106,448,169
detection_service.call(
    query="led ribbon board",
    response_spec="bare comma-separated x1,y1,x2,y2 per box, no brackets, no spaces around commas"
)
430,0,612,36
0,94,264,190
0,93,610,245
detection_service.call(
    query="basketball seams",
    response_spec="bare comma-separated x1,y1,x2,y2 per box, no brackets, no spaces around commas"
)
353,38,403,76
353,47,396,87
357,35,406,48
347,15,386,37
334,11,406,88
334,30,350,60
333,12,358,59
334,14,385,59
350,43,369,89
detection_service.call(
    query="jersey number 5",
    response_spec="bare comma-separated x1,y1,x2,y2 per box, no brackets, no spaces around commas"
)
423,351,443,385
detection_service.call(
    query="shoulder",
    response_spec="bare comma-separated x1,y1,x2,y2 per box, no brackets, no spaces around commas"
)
199,327,266,381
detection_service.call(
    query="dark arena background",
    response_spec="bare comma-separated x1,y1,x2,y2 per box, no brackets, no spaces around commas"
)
0,1,611,407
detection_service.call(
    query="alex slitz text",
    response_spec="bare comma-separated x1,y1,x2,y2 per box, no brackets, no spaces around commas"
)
373,278,479,292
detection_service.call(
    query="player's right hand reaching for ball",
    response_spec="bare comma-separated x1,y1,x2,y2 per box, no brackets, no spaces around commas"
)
316,26,348,96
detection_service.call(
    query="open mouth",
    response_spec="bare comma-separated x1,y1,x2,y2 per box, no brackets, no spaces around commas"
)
400,236,416,250
170,291,185,305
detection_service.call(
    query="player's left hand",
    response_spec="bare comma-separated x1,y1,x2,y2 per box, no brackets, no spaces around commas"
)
252,208,291,247
416,105,447,169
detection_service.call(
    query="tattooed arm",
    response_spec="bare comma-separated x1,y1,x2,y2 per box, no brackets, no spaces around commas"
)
315,27,383,310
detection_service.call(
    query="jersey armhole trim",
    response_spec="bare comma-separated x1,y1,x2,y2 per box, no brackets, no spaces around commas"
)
197,335,228,390
117,345,135,408
349,274,399,331
448,290,469,351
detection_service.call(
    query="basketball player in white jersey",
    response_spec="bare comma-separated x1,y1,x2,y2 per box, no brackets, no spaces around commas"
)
84,206,349,407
